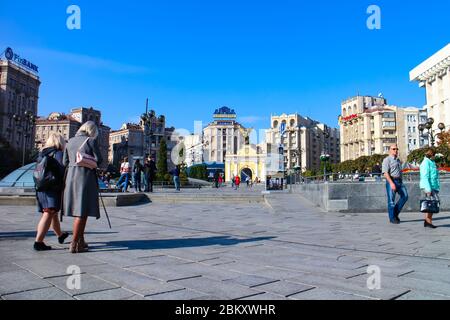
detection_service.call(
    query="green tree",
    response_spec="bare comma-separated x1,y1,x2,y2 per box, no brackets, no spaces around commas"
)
156,138,168,181
179,163,189,185
188,164,208,180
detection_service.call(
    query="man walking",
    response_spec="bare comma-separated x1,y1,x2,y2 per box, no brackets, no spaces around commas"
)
133,159,143,192
382,144,409,224
144,156,157,192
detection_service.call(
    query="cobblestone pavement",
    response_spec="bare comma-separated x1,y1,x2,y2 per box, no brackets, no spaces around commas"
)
1,192,450,300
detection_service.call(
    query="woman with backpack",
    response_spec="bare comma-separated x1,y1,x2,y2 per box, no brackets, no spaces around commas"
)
63,121,103,253
34,133,69,251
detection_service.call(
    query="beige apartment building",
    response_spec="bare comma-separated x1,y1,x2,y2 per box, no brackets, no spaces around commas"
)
410,43,450,133
339,95,425,162
35,107,110,169
109,123,144,167
203,107,246,164
109,110,175,169
265,113,340,172
0,51,41,158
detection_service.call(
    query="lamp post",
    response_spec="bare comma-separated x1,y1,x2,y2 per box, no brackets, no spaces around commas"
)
318,127,331,182
418,118,446,147
13,110,36,167
140,109,155,158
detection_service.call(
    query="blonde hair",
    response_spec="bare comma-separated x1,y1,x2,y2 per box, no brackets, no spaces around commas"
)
44,132,66,151
77,121,99,138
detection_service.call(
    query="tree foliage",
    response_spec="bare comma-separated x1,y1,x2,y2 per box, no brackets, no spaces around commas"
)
333,154,386,173
156,138,168,181
188,164,208,181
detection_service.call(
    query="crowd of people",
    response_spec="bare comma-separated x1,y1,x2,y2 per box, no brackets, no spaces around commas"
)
115,156,158,193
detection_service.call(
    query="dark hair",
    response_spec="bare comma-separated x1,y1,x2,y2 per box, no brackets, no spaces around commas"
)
425,148,436,159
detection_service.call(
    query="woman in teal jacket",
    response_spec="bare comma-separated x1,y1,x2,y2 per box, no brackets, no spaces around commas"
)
420,148,440,229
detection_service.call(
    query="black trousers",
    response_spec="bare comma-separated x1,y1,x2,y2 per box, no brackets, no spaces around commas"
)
145,174,154,192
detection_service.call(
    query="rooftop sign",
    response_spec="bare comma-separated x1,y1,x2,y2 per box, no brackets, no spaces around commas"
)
3,47,39,73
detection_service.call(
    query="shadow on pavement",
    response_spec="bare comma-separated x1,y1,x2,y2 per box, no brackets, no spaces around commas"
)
90,236,276,251
399,215,450,224
0,231,118,239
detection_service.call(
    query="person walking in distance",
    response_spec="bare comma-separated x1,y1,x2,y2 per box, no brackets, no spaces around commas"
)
133,159,143,192
171,166,181,191
234,175,241,190
372,162,382,182
63,121,103,253
382,144,408,224
117,157,131,192
34,133,69,251
146,156,157,192
420,148,441,229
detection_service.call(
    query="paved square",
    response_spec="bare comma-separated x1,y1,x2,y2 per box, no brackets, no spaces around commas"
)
1,192,450,300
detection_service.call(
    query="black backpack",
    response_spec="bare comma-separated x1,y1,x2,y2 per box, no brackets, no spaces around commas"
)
33,151,59,191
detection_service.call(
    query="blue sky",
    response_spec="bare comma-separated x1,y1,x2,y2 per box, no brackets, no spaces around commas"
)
1,0,449,133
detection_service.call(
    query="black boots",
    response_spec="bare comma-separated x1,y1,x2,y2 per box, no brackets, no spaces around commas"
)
34,242,52,251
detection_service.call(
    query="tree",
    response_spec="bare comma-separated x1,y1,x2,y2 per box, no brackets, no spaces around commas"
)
407,145,450,168
179,163,189,185
188,164,208,180
438,130,450,148
0,137,21,179
156,138,168,181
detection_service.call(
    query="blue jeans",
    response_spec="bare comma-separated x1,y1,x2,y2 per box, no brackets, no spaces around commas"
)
117,173,130,192
386,180,409,221
173,176,180,191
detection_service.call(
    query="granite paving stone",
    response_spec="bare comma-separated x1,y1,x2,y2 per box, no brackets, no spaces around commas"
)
1,191,450,300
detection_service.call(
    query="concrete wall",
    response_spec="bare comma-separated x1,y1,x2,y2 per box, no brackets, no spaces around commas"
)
293,182,450,213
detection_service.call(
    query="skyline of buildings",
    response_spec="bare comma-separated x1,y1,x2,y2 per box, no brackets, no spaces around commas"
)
1,43,449,178
339,96,427,162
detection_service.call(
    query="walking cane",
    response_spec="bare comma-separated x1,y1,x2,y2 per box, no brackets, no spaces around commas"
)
96,172,112,229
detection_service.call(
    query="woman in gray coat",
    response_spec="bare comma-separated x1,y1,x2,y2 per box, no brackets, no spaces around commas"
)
63,121,103,253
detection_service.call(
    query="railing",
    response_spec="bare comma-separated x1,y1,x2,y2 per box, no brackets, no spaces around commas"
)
286,171,450,185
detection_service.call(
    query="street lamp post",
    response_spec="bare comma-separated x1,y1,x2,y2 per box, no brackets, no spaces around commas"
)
13,110,36,167
318,127,331,182
418,118,446,147
141,110,155,158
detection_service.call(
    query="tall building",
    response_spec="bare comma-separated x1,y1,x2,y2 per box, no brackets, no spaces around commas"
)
109,123,144,167
35,112,81,149
109,109,175,169
35,107,111,169
265,113,340,172
339,95,423,161
0,48,41,159
396,107,428,156
410,43,450,133
203,107,246,164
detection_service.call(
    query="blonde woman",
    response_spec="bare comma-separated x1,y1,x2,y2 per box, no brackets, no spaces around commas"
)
34,133,69,251
63,121,103,253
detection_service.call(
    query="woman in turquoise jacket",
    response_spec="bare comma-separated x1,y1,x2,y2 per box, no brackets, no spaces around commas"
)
420,148,440,229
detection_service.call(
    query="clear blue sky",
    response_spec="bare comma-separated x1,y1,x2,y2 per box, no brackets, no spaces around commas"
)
1,0,449,133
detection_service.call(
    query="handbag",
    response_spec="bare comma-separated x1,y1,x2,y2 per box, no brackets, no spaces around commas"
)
420,194,440,214
76,138,98,170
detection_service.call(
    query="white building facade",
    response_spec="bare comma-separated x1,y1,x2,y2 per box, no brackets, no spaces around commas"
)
410,43,450,133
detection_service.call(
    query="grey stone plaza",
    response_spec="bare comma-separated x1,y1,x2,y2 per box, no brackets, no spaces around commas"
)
1,188,450,300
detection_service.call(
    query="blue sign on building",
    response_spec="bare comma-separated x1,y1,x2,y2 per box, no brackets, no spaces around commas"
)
3,47,39,73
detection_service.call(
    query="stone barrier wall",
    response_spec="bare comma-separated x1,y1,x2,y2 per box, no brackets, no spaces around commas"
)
292,182,450,213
